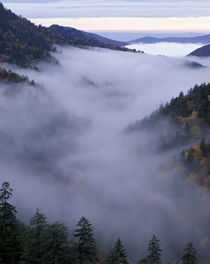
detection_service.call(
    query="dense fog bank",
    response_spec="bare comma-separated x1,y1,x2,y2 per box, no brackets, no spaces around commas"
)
1,47,210,261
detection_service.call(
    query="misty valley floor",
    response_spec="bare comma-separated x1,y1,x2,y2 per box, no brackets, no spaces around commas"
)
1,47,210,262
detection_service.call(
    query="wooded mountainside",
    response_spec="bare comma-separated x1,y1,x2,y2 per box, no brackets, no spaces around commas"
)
130,83,210,189
0,3,130,68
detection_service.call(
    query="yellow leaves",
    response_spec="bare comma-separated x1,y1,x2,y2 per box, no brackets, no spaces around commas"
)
173,166,184,175
176,115,185,123
192,146,203,158
203,175,210,187
190,125,201,139
200,237,209,248
185,145,203,161
195,145,204,155
184,151,189,160
188,173,200,184
3,77,9,83
187,100,193,111
191,111,198,119
201,157,208,165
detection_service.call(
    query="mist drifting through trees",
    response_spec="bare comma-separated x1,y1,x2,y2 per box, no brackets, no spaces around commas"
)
0,47,210,262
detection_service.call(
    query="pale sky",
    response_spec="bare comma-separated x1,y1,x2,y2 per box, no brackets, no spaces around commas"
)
3,0,210,32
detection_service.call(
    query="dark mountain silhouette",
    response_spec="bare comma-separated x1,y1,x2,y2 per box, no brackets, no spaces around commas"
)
49,25,127,47
188,44,210,57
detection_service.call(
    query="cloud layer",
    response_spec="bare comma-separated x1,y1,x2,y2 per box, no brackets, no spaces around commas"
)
4,0,210,18
1,47,210,261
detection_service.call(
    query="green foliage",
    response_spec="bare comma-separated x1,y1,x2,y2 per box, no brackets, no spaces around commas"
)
74,216,97,264
200,137,208,156
0,3,130,68
180,242,197,264
147,235,162,264
0,182,21,263
0,182,203,264
24,209,48,264
176,139,210,188
139,258,148,264
0,67,35,85
104,238,129,264
135,83,210,151
41,222,71,264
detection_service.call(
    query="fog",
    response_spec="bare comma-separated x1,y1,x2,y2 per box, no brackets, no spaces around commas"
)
1,47,210,262
126,42,203,57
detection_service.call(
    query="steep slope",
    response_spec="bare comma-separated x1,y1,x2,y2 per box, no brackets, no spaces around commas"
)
129,34,210,44
0,3,53,67
0,68,35,86
188,44,210,57
0,3,130,68
129,83,210,189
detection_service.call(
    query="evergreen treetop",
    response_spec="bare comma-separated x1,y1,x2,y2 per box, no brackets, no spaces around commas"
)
181,242,197,264
74,216,97,264
104,238,129,264
147,235,162,264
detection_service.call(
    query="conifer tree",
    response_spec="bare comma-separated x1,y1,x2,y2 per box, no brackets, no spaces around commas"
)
147,235,162,264
181,242,197,264
0,181,21,264
200,138,207,156
138,258,147,264
104,238,129,264
24,209,47,264
74,217,97,264
40,221,71,264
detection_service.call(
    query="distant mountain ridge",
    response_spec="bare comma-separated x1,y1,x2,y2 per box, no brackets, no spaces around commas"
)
50,25,127,47
129,34,210,44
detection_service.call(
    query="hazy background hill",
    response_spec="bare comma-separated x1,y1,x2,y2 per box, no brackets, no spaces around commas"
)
129,34,210,44
49,25,127,47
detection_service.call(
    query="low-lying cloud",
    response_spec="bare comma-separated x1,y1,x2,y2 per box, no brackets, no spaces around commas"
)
1,47,210,262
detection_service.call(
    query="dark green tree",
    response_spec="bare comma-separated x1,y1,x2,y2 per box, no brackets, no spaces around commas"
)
138,258,147,264
147,235,162,264
104,238,129,264
0,181,21,264
74,217,97,264
181,242,197,264
200,138,207,156
24,209,47,264
69,241,80,264
41,221,71,264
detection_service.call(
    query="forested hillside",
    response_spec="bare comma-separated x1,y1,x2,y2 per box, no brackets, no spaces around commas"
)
135,83,210,144
130,83,210,189
0,67,35,85
0,3,130,68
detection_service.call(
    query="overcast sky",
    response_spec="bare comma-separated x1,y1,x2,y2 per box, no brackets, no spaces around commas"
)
3,0,210,32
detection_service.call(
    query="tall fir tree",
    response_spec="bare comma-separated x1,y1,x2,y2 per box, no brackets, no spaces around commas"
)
181,242,197,264
200,138,207,156
41,221,71,264
0,181,21,264
147,235,162,264
24,209,47,264
104,238,129,264
74,217,97,264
